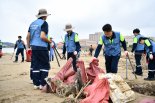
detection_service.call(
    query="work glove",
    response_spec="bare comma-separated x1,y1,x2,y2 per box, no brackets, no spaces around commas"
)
142,53,146,56
74,51,77,55
124,51,128,56
90,57,97,63
131,52,134,56
51,42,55,48
27,48,31,51
149,53,153,60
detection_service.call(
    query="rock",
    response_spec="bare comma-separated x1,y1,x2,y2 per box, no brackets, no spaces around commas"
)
99,73,136,103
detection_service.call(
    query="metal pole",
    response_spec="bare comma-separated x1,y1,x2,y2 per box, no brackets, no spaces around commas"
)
54,47,62,59
53,48,60,67
126,56,128,79
127,55,137,79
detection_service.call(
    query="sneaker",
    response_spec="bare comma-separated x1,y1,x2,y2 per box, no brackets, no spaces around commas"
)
144,77,155,81
39,85,43,90
34,85,39,90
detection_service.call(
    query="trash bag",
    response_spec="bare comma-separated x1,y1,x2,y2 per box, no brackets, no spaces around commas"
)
86,58,105,82
76,60,88,84
80,75,110,103
42,58,76,93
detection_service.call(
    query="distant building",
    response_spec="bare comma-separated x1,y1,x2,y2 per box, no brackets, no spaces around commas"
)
79,39,98,47
89,32,102,42
124,35,134,47
80,32,103,48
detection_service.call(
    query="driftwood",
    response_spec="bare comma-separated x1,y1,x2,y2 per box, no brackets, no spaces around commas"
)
75,80,91,100
56,69,83,97
61,80,91,103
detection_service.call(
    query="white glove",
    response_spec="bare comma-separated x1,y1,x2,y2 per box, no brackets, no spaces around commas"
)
51,42,54,47
124,51,128,56
74,51,77,55
27,48,31,51
149,54,153,60
90,57,97,63
132,52,135,56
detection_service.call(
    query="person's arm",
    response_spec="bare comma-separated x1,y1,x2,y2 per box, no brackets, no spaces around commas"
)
74,33,81,52
62,37,66,54
94,45,102,58
144,39,153,53
75,42,81,52
26,32,31,48
94,36,103,58
120,34,127,51
40,32,51,43
131,37,138,52
40,21,51,43
62,43,66,54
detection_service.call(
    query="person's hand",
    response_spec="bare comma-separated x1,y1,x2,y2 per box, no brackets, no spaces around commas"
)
27,48,31,51
142,53,146,57
74,51,77,55
131,52,134,56
149,54,153,60
51,42,54,48
124,51,128,56
27,45,30,49
90,57,97,63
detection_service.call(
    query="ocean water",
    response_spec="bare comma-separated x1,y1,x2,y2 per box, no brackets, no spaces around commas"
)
2,48,14,53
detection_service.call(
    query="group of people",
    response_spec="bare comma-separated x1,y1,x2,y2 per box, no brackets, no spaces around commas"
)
93,25,155,81
25,9,81,89
12,8,155,90
130,28,155,81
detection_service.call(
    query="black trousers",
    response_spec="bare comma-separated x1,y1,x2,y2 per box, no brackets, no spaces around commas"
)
134,54,142,74
105,55,120,73
15,48,24,61
67,52,77,72
31,50,50,86
148,54,155,78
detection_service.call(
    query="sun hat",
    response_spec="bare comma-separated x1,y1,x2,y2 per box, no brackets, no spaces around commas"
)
36,9,51,18
64,24,74,31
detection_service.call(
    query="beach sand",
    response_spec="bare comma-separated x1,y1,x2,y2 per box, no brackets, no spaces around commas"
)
0,53,154,103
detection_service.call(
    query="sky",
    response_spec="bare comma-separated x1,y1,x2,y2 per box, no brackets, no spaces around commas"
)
0,0,155,43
